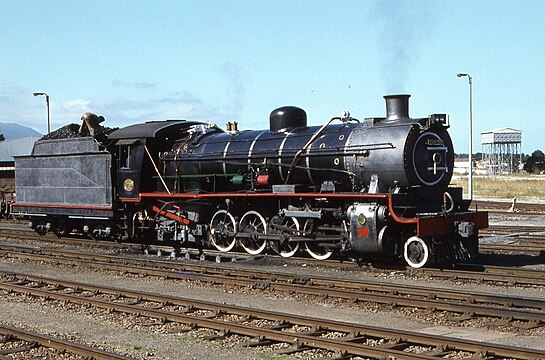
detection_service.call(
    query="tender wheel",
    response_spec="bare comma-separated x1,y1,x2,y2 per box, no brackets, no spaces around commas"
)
209,210,237,252
303,219,333,260
34,221,48,236
238,211,267,255
270,217,300,257
403,236,430,268
35,225,48,236
90,224,106,240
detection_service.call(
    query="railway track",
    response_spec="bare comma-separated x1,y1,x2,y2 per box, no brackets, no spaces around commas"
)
0,227,143,249
2,244,545,330
3,221,545,260
0,323,132,359
408,264,545,286
2,224,545,284
482,225,545,235
4,213,545,260
479,225,545,254
2,270,544,359
480,243,545,254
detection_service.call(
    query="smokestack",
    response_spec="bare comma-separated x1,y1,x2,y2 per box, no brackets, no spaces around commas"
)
384,94,410,121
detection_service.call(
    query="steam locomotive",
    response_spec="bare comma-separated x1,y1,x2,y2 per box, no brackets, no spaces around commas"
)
12,95,488,268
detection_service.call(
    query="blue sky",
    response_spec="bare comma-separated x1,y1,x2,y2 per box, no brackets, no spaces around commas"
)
1,0,544,154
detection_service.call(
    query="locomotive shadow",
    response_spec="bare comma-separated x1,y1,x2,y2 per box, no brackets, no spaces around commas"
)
471,251,545,267
355,251,545,271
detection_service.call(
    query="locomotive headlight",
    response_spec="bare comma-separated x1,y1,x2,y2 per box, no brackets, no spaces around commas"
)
428,114,448,127
358,213,367,225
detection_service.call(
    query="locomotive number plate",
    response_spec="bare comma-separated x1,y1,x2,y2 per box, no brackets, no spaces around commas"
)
123,178,135,192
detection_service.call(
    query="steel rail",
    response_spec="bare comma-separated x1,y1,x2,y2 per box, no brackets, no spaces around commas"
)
2,245,545,327
483,225,545,233
479,226,545,254
409,265,545,287
0,227,144,249
0,324,133,359
1,271,544,359
450,263,545,279
480,243,545,254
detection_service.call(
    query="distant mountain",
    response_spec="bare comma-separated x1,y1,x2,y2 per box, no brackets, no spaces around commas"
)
0,122,42,140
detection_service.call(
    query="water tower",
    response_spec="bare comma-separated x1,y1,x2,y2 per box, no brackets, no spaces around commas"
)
481,128,522,175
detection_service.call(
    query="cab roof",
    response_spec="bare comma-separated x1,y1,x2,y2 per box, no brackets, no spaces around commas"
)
108,120,208,140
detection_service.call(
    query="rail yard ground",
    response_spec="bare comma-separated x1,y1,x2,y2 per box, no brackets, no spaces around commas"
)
1,184,545,358
2,248,545,359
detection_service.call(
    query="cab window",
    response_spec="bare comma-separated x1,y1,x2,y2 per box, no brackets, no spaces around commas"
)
119,145,131,169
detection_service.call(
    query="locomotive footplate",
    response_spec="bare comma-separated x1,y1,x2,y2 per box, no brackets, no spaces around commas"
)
415,211,488,238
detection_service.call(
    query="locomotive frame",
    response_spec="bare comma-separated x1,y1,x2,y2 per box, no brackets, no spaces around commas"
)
12,94,488,268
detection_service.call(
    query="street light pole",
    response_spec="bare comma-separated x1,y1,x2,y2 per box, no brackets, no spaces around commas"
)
457,73,473,200
33,92,51,134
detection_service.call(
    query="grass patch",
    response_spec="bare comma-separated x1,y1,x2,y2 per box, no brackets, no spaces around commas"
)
128,343,154,352
176,334,207,344
450,174,545,201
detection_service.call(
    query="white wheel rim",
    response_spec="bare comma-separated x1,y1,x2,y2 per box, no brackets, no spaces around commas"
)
238,211,267,255
280,242,300,257
302,219,332,260
305,242,333,260
403,236,429,268
210,210,237,252
279,217,300,257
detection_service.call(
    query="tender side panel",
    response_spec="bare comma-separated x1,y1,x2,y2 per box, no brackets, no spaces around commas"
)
31,136,102,156
13,139,113,217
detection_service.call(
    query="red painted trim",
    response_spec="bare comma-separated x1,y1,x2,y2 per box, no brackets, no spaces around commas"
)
416,211,488,237
120,197,141,203
12,203,112,211
137,192,391,200
386,197,418,225
151,205,191,225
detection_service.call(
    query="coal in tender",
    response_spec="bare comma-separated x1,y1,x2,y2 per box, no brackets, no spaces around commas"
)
40,124,81,140
40,124,117,141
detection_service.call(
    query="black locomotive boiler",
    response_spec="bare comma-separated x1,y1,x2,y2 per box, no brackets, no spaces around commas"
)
12,94,488,268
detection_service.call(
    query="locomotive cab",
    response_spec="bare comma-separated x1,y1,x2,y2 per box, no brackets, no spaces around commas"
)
115,138,144,199
108,120,214,199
